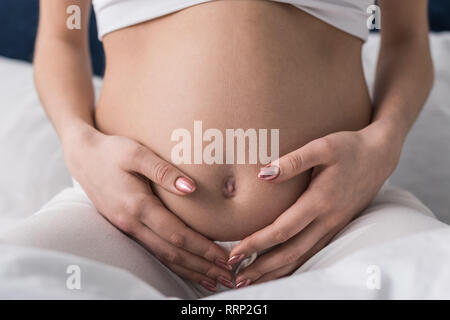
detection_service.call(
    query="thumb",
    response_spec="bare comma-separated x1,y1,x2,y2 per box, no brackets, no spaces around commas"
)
258,138,334,182
128,145,196,195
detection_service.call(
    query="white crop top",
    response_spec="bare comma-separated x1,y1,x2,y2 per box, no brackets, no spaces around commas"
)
92,0,375,41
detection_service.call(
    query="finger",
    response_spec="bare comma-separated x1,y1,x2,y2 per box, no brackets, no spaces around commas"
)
253,231,337,285
229,189,318,261
158,259,219,292
132,219,233,284
164,261,234,290
125,143,196,195
235,218,327,285
251,263,298,285
258,138,336,183
140,196,232,270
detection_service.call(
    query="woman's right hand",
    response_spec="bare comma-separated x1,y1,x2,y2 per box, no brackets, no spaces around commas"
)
62,123,233,292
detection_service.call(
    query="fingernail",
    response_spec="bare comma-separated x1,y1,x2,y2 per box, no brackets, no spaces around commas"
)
175,177,195,193
200,280,217,292
257,166,280,180
235,279,251,289
227,254,245,265
217,275,234,288
215,258,233,271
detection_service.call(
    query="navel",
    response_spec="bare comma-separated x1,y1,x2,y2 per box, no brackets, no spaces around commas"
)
222,176,236,198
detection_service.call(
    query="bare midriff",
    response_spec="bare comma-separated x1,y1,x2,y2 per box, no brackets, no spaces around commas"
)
95,0,372,241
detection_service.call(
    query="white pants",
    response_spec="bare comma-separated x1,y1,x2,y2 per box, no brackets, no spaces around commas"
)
0,179,445,299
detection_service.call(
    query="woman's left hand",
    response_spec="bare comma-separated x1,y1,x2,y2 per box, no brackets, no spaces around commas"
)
228,120,403,288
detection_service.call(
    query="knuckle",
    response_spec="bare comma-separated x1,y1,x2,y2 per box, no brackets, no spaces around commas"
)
162,250,180,264
121,195,146,218
152,161,173,185
205,267,217,279
203,243,219,261
283,251,299,265
113,214,137,235
117,150,131,169
115,141,137,167
286,152,302,173
318,138,335,158
169,232,186,248
131,144,147,161
273,226,291,244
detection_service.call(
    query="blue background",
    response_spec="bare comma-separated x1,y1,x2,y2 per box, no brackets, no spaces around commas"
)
1,0,449,76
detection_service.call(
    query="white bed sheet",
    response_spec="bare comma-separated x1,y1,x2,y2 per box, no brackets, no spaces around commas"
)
0,33,449,299
0,59,102,228
1,227,449,299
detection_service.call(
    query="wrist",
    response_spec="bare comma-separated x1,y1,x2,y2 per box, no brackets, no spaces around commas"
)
362,118,407,148
60,116,97,141
60,119,102,164
359,119,406,175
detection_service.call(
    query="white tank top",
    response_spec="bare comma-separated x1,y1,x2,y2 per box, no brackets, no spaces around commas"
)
92,0,375,41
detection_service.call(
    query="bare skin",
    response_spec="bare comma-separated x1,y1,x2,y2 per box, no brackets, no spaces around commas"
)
33,0,433,291
230,0,434,287
95,1,372,240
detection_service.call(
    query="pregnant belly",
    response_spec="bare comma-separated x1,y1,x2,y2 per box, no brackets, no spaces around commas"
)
95,0,372,240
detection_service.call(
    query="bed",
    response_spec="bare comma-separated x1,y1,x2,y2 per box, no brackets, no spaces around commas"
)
0,33,449,299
